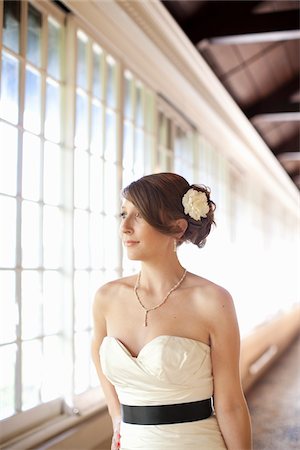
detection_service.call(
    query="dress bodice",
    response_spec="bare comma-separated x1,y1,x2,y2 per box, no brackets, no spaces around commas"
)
100,335,213,406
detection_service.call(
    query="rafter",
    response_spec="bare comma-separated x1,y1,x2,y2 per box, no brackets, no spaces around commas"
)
180,0,261,42
277,154,300,180
245,76,300,119
292,174,300,187
186,9,300,46
272,132,300,156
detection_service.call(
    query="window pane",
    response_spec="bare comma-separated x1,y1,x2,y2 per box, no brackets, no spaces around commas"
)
145,134,154,173
90,213,103,268
104,216,119,269
0,344,16,419
90,271,104,314
158,113,166,147
104,110,117,162
145,90,155,133
47,18,61,80
27,4,42,67
43,271,63,335
91,101,103,155
0,122,18,195
22,132,41,201
74,209,89,269
77,31,88,89
124,72,133,119
106,57,116,108
3,0,21,53
122,168,133,191
41,336,64,401
0,195,16,267
133,129,144,178
21,201,40,268
22,340,42,411
90,156,103,212
135,84,144,127
92,44,103,99
43,142,61,205
104,161,118,214
74,331,91,394
74,149,89,209
74,270,90,331
45,79,61,143
0,51,19,124
43,205,63,269
75,91,89,149
24,66,41,134
123,121,133,170
21,271,42,339
0,271,16,344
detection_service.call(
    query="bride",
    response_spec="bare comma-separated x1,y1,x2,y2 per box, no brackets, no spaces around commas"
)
91,172,252,450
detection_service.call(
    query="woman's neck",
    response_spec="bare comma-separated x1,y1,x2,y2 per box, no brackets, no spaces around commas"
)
138,258,186,293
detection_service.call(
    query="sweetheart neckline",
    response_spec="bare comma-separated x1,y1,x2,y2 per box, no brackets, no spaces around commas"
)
103,335,210,359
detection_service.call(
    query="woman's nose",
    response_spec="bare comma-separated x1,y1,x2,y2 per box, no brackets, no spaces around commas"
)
120,217,132,234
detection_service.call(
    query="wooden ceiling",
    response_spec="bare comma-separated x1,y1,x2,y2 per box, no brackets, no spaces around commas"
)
161,0,300,189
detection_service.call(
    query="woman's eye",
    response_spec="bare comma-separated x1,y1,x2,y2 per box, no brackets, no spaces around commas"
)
120,211,141,220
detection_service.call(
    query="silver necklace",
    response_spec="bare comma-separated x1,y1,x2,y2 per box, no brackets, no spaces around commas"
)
133,269,187,327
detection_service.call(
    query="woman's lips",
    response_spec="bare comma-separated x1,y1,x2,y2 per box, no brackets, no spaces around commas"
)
124,240,139,246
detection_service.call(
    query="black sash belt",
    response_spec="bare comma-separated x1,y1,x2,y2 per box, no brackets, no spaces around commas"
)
121,398,212,425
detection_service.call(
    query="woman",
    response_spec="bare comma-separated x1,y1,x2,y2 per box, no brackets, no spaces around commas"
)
91,172,252,450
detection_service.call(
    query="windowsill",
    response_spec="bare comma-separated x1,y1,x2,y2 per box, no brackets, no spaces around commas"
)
1,389,107,450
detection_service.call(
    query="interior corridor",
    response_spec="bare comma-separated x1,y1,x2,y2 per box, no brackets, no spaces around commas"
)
246,335,300,450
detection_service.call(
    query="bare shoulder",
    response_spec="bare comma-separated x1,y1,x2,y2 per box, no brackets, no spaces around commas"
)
188,272,236,321
93,274,136,312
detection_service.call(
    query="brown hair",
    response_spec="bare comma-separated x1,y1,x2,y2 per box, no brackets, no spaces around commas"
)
122,172,216,248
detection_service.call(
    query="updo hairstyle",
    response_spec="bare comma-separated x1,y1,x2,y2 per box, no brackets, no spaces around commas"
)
122,172,216,248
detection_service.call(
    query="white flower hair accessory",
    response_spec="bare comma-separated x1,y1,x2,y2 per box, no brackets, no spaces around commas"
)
182,188,210,221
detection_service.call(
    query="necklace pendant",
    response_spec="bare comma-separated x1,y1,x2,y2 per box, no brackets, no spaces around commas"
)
144,310,149,327
134,269,187,328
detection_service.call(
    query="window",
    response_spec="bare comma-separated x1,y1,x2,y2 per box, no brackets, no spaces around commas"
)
72,27,122,395
122,70,155,187
121,70,156,275
157,96,196,177
0,2,157,434
0,0,65,422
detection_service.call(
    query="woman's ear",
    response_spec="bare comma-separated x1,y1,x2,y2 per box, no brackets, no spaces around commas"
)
174,218,188,239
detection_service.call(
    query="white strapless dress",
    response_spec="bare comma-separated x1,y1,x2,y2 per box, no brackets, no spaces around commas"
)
100,335,227,450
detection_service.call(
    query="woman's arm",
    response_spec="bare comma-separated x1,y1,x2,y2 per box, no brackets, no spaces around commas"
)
208,286,252,450
91,285,121,449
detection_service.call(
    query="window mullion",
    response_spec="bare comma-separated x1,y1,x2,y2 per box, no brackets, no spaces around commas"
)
62,15,77,402
87,37,92,276
0,1,3,68
14,0,29,415
151,92,158,173
39,10,48,406
117,60,124,277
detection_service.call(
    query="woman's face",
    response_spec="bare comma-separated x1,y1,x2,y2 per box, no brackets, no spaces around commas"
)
119,199,172,261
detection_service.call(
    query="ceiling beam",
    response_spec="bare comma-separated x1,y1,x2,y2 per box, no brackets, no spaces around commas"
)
291,174,300,187
273,132,300,156
252,112,300,123
278,159,300,175
277,152,300,162
187,9,300,46
200,30,300,46
245,76,300,118
181,0,260,41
